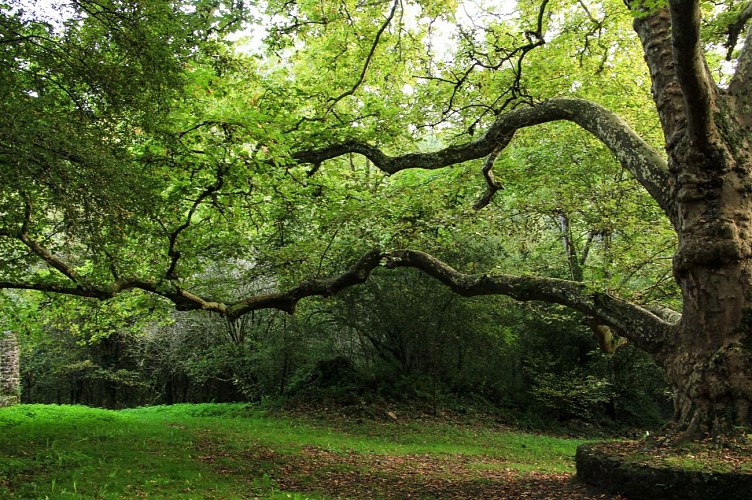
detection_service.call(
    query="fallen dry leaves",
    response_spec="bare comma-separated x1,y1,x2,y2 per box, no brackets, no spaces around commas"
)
588,438,752,473
200,443,626,499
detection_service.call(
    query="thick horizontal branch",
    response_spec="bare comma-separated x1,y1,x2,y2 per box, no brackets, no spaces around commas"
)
227,249,383,316
0,213,375,317
0,245,673,354
0,276,229,314
383,249,672,354
0,250,384,318
0,281,110,299
293,98,672,218
644,303,681,325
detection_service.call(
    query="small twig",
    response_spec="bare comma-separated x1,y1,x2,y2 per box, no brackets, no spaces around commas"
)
473,133,514,210
327,0,399,109
315,227,341,278
165,163,227,279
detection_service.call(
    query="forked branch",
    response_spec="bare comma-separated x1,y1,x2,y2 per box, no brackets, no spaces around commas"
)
668,0,716,150
294,98,672,219
472,134,512,210
327,0,399,109
725,3,752,60
164,163,227,279
0,242,673,354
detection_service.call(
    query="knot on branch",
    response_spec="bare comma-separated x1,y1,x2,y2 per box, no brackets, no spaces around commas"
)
382,250,408,269
524,30,544,46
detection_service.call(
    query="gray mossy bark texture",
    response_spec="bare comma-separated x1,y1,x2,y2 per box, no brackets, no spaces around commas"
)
0,330,20,407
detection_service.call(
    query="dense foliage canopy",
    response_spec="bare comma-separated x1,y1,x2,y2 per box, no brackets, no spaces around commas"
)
2,0,752,444
0,0,679,312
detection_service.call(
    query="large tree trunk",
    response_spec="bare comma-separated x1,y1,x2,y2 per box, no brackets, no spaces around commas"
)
0,330,20,407
664,330,752,443
628,3,752,443
661,128,752,442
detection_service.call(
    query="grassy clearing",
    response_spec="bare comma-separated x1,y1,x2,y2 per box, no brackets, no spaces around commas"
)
0,403,597,499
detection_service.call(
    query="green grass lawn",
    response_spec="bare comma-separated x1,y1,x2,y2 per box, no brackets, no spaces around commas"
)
0,403,594,499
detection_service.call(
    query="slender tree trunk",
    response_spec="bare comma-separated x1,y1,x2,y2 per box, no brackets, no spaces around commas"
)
0,330,20,407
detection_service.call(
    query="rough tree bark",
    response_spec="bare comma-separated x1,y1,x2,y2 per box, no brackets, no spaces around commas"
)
0,330,20,407
311,2,752,443
631,2,752,442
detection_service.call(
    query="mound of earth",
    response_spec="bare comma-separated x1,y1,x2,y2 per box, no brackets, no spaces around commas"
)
576,441,752,500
